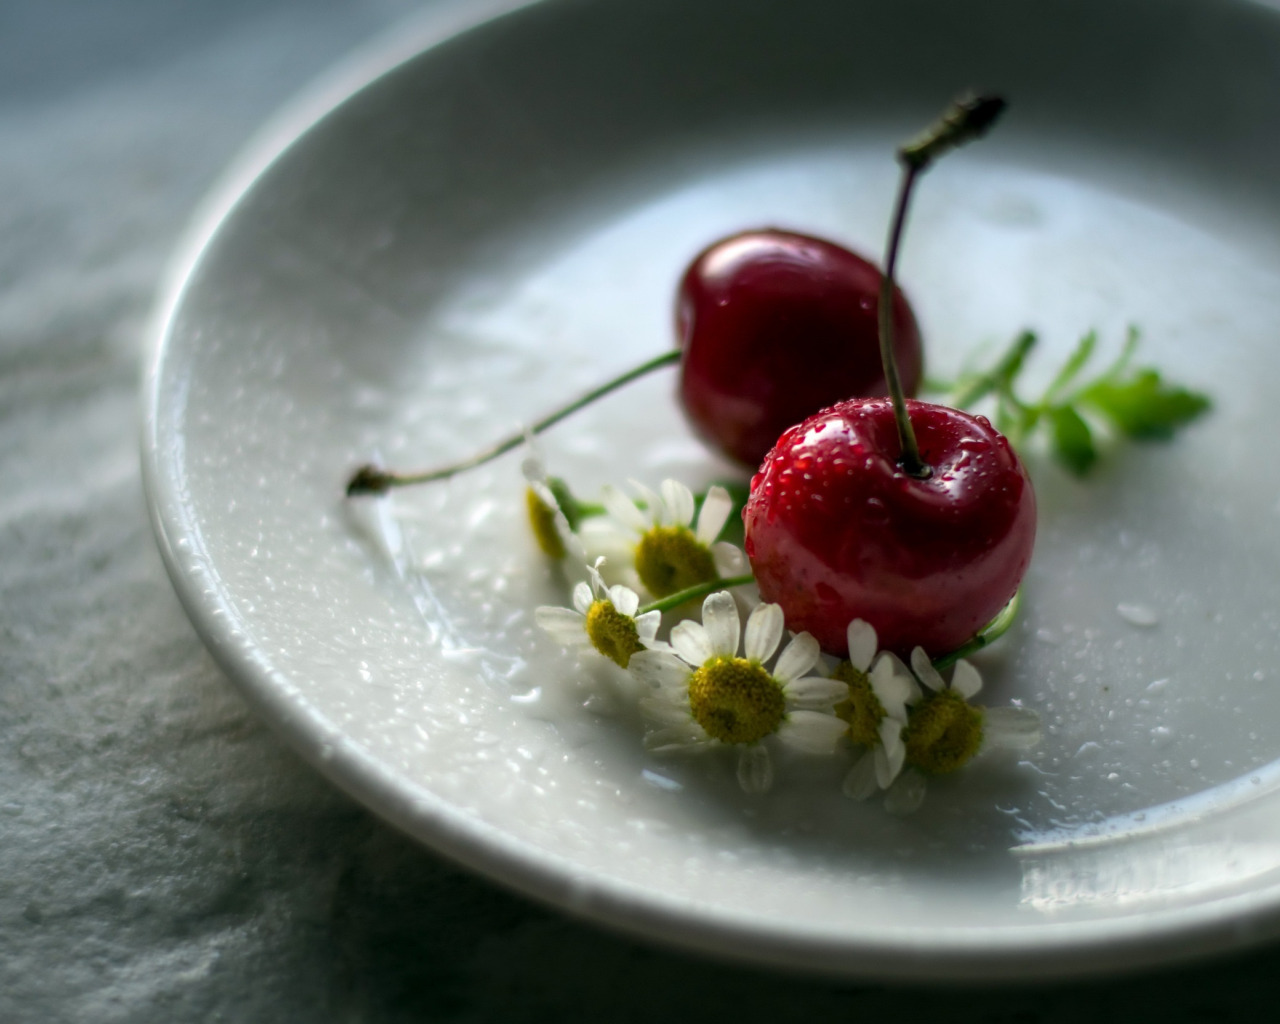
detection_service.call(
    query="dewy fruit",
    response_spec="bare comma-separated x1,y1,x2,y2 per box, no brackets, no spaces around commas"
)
676,228,923,468
743,397,1036,657
742,94,1030,658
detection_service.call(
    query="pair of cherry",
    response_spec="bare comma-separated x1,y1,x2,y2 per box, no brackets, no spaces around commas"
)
350,96,1036,661
679,227,1034,658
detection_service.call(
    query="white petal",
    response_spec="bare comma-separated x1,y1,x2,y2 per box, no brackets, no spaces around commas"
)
778,710,848,754
520,452,546,485
628,479,665,526
634,610,662,645
700,591,741,658
783,675,849,709
571,581,594,615
670,619,714,667
869,655,915,722
578,519,633,562
846,619,879,672
743,601,784,663
736,744,774,794
628,649,691,691
875,719,906,787
951,659,984,700
638,697,694,727
694,484,732,544
712,541,747,578
608,584,640,617
601,483,648,533
884,771,928,816
534,606,589,646
842,752,880,801
585,557,609,599
911,646,946,692
660,478,696,529
771,631,820,685
982,706,1042,751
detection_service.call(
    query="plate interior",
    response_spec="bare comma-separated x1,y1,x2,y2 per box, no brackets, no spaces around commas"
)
146,0,1280,977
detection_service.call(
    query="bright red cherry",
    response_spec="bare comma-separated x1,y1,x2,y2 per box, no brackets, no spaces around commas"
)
676,228,924,469
742,397,1036,658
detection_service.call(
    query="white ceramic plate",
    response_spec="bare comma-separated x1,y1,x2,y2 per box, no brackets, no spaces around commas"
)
144,0,1280,980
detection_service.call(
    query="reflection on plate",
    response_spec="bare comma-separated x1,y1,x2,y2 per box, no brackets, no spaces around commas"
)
143,0,1280,980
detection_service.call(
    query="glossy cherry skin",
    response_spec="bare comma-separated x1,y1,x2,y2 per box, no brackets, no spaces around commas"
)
677,228,924,469
743,397,1036,658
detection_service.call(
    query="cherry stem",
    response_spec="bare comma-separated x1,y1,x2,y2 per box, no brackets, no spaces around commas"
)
879,92,1008,480
930,589,1021,672
347,349,682,496
878,163,929,478
639,574,755,616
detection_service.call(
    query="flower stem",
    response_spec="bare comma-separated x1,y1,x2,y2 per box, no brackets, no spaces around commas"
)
879,92,1008,480
346,349,682,496
639,574,755,615
931,589,1021,671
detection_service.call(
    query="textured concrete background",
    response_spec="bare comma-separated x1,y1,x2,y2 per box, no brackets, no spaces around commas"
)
2,1,1278,1020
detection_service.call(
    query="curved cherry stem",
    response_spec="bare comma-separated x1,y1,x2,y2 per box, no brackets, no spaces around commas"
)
879,92,1008,480
878,163,929,478
347,349,681,496
639,574,756,616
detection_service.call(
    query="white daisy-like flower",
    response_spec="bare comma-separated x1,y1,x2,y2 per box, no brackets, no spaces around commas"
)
835,619,922,801
628,591,849,794
587,478,746,599
521,438,585,564
873,648,1043,816
534,558,660,669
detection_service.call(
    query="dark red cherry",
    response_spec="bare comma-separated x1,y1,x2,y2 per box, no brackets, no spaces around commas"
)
742,397,1036,658
676,228,924,469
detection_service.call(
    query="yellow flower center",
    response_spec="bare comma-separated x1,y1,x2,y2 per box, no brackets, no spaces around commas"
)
688,656,786,745
633,525,716,598
584,600,644,668
525,486,566,560
904,690,984,775
832,661,883,747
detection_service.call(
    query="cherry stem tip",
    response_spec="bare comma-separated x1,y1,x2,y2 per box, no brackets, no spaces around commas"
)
898,93,1008,172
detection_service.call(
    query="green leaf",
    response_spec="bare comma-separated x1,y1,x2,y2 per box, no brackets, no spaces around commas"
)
1042,330,1096,404
950,330,1037,408
1078,370,1212,440
1048,405,1097,475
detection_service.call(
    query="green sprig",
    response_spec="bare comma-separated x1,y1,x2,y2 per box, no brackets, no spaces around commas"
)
937,327,1211,476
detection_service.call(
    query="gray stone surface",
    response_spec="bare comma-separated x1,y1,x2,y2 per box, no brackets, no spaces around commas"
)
1,1,1277,1020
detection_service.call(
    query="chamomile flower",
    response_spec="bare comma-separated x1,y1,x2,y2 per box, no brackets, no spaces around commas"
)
521,439,585,563
834,619,921,801
591,478,745,599
535,558,660,669
628,592,848,793
873,648,1043,816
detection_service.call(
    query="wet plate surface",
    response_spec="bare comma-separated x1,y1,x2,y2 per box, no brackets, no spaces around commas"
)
143,0,1280,980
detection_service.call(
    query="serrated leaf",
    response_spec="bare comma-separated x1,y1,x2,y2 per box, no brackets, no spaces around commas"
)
1048,405,1097,475
1078,370,1211,440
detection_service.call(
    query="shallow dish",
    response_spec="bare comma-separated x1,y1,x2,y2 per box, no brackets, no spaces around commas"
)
143,0,1280,980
